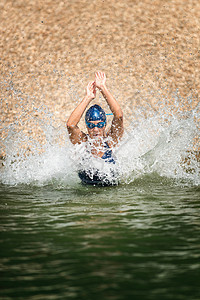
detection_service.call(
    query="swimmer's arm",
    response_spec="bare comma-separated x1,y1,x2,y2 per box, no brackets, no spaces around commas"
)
67,124,87,145
107,113,124,145
95,72,124,144
67,81,96,144
101,85,124,144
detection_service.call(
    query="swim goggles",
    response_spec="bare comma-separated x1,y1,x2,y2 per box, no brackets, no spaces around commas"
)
86,121,106,129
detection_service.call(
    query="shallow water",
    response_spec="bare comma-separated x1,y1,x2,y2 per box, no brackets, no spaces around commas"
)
1,176,200,300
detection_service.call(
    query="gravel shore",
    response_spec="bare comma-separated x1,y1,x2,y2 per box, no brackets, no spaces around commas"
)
1,0,199,155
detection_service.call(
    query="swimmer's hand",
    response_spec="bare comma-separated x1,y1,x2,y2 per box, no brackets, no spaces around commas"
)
86,81,96,100
95,71,106,90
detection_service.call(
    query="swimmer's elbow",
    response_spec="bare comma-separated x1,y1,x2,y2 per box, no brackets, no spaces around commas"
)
66,123,75,135
118,111,123,119
66,121,74,130
115,110,123,121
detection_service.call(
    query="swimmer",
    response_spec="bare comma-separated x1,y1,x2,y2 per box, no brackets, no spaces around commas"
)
67,71,123,149
67,71,124,185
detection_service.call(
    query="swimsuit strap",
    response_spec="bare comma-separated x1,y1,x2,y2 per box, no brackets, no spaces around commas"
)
101,142,116,164
104,141,110,149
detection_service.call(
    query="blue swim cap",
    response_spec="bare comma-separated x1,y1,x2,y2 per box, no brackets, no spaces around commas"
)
85,104,106,124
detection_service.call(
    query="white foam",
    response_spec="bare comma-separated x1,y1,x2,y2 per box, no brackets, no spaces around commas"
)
1,87,199,186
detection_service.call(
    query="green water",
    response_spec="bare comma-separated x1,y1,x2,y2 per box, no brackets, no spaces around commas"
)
1,176,200,300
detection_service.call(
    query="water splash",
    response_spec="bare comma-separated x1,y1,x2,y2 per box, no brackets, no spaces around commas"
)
116,95,199,185
0,81,199,186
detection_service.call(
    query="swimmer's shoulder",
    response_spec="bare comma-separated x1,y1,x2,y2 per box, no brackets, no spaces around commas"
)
75,131,88,144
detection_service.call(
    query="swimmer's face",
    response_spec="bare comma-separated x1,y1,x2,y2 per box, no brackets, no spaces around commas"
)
86,121,106,139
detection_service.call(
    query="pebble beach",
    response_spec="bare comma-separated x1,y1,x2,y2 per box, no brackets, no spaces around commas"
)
0,0,200,157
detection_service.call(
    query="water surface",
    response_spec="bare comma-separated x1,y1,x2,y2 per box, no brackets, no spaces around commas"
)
1,177,200,300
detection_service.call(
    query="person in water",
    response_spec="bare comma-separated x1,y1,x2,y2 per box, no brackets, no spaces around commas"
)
67,71,124,185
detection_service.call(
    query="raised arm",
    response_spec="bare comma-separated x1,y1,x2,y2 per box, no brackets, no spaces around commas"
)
67,81,96,144
95,71,123,144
